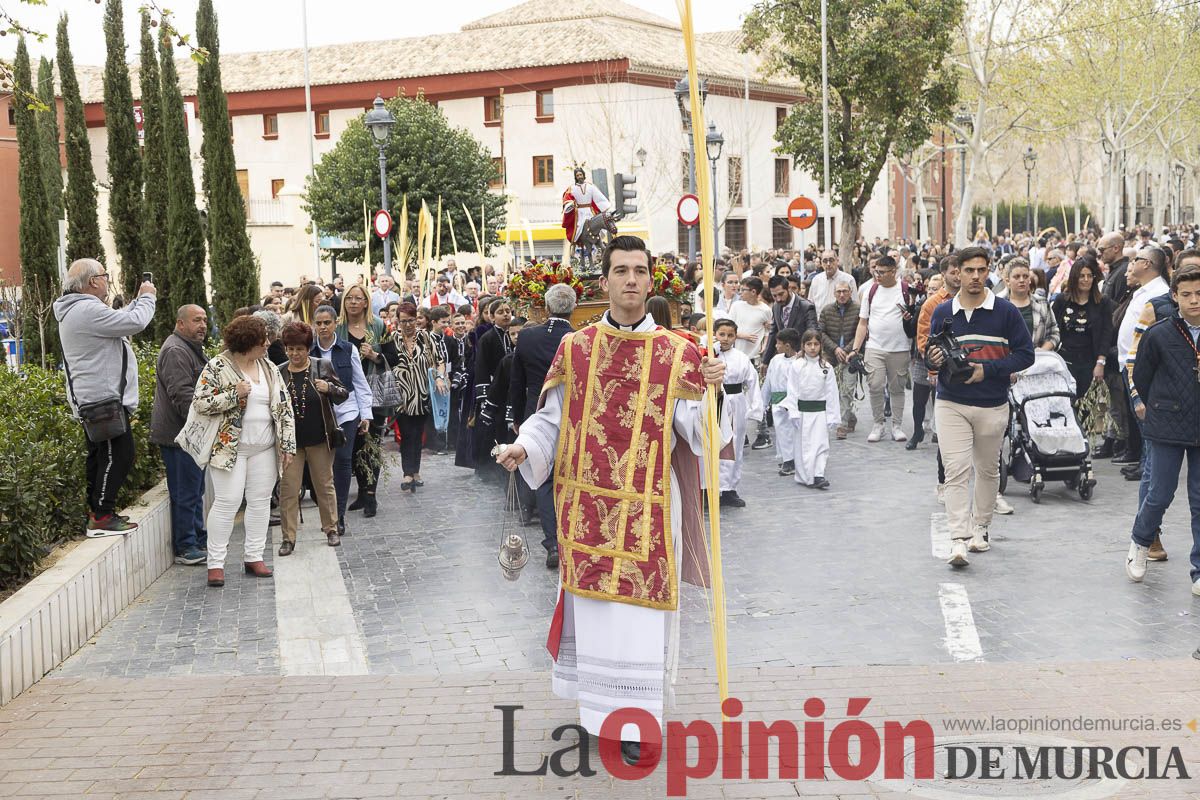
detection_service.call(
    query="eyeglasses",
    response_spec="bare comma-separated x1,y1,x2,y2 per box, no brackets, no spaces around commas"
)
821,258,836,263
397,318,417,325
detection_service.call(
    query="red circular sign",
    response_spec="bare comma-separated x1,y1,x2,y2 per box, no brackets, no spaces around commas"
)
677,194,700,226
373,210,393,239
787,196,818,230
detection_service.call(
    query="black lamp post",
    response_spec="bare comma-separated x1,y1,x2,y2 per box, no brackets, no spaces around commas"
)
953,109,973,238
705,122,724,254
1022,146,1037,236
1174,163,1186,224
364,95,396,275
674,74,707,264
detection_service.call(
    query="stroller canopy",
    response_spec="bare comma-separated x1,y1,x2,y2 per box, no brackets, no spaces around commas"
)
1010,351,1087,457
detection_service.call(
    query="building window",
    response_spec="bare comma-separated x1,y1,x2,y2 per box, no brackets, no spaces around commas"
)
816,217,836,248
236,169,249,202
533,155,554,186
6,103,14,127
774,158,790,196
725,219,747,252
262,113,278,139
728,156,743,206
270,179,285,199
484,95,502,125
681,150,692,192
314,110,330,138
490,157,506,189
772,218,793,249
776,107,787,130
536,90,554,120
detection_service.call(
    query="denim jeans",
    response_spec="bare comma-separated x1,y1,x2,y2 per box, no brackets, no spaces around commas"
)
160,445,206,555
334,418,359,525
1130,442,1200,581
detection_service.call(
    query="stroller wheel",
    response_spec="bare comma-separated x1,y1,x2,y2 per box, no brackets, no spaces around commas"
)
1078,482,1094,501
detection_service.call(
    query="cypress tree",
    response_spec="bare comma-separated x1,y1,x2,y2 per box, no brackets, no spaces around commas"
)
139,12,172,339
197,0,258,326
36,57,65,224
102,0,145,300
13,38,60,364
159,24,208,311
57,14,104,264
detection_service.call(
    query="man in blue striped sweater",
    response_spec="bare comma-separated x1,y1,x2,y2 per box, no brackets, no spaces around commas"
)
928,247,1035,567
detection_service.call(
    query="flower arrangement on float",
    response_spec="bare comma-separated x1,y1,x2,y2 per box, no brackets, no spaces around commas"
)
504,261,594,314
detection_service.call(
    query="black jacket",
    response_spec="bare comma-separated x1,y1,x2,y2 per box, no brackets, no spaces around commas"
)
510,317,575,425
1102,256,1130,303
150,332,209,446
1132,314,1200,447
1051,294,1115,363
764,295,818,363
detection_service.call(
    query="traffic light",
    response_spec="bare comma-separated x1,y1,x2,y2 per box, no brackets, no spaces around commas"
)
614,172,637,216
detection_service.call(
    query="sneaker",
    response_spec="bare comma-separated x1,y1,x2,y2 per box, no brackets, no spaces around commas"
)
173,548,206,566
1125,541,1149,582
719,490,746,508
936,484,946,505
867,424,885,443
751,433,772,450
835,426,847,440
891,424,908,442
993,495,1014,515
1123,468,1143,481
86,513,138,537
778,460,795,476
948,540,969,567
1148,533,1167,562
968,529,991,552
812,476,830,490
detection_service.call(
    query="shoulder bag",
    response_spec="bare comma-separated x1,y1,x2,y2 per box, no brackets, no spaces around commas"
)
64,342,130,442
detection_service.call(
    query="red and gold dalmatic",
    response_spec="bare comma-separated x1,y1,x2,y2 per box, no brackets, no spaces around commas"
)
541,324,705,611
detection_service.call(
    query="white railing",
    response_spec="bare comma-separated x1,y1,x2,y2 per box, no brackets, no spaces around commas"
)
246,197,289,226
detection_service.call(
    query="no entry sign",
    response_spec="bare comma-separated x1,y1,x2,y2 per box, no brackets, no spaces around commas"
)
373,210,393,239
677,194,700,227
787,196,818,230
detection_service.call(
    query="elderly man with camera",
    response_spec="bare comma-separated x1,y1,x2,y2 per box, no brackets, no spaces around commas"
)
53,259,156,536
926,246,1034,567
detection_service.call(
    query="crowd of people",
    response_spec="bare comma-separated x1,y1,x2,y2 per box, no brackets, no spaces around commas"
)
51,220,1200,597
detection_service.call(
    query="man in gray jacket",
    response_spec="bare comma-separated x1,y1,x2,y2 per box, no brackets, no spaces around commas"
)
150,305,209,564
52,259,156,535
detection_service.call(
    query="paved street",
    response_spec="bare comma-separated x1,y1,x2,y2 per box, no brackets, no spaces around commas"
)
7,411,1200,798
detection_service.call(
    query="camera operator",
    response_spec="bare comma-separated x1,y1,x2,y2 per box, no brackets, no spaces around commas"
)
927,246,1034,567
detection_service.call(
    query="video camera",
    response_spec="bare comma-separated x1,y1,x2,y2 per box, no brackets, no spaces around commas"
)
925,321,977,384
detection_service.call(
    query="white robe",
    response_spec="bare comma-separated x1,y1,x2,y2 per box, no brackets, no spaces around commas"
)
420,289,467,309
762,353,796,464
514,314,708,740
783,355,841,485
717,346,763,491
567,182,611,242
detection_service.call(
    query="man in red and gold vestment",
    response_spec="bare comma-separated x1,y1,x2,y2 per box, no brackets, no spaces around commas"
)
497,236,727,765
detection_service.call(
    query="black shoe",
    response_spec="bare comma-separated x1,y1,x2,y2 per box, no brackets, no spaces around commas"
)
268,513,281,527
338,520,347,537
905,430,924,451
546,549,559,569
363,494,377,518
1120,464,1139,475
719,490,746,508
1124,468,1143,481
1094,438,1115,459
751,433,772,450
812,476,831,490
348,495,366,511
778,460,795,476
1113,452,1139,466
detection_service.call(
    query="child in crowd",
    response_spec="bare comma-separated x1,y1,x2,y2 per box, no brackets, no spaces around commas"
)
713,319,763,507
762,328,802,476
784,329,841,490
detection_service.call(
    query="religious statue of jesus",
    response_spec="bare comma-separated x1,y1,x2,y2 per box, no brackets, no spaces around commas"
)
561,167,612,269
496,235,727,766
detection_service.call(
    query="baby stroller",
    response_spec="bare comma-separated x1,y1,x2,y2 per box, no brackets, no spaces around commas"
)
1000,350,1096,503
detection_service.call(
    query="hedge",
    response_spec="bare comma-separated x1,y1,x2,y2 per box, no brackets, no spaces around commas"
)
0,345,164,591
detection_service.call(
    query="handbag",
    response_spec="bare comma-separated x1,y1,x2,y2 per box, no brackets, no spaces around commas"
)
367,365,401,409
175,400,222,467
316,361,347,450
428,367,450,432
64,342,130,443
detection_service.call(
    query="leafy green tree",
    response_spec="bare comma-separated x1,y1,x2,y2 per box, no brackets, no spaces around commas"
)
159,23,208,311
306,94,506,269
196,0,258,325
744,0,962,262
13,38,60,365
138,12,172,340
35,57,64,224
103,0,145,300
57,13,105,265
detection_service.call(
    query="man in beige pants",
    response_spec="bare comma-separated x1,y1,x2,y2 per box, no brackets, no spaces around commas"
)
849,255,914,443
927,247,1035,567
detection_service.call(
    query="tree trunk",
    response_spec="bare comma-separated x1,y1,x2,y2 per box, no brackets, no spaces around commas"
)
838,206,861,268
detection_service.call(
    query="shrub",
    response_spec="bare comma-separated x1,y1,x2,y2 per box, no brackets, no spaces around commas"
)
0,345,164,591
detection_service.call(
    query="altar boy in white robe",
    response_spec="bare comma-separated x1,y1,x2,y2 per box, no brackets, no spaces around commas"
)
497,236,727,767
713,318,762,508
762,328,802,476
783,329,842,489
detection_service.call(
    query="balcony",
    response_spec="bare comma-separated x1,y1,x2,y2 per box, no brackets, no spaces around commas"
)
246,197,289,226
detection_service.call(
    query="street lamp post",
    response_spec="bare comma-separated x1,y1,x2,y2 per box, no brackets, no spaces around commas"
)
1174,163,1186,224
953,109,973,239
674,75,707,265
705,122,724,255
364,95,396,275
1022,146,1037,236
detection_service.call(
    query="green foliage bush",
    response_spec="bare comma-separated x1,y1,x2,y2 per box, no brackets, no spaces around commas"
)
0,345,164,591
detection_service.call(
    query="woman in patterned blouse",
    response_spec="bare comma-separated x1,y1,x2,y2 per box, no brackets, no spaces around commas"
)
391,302,448,492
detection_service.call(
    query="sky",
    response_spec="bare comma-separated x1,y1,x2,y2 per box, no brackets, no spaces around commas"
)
5,0,758,66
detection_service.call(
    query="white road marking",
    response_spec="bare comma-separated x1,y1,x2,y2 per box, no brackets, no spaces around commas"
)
938,582,983,663
274,515,369,676
930,512,951,559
